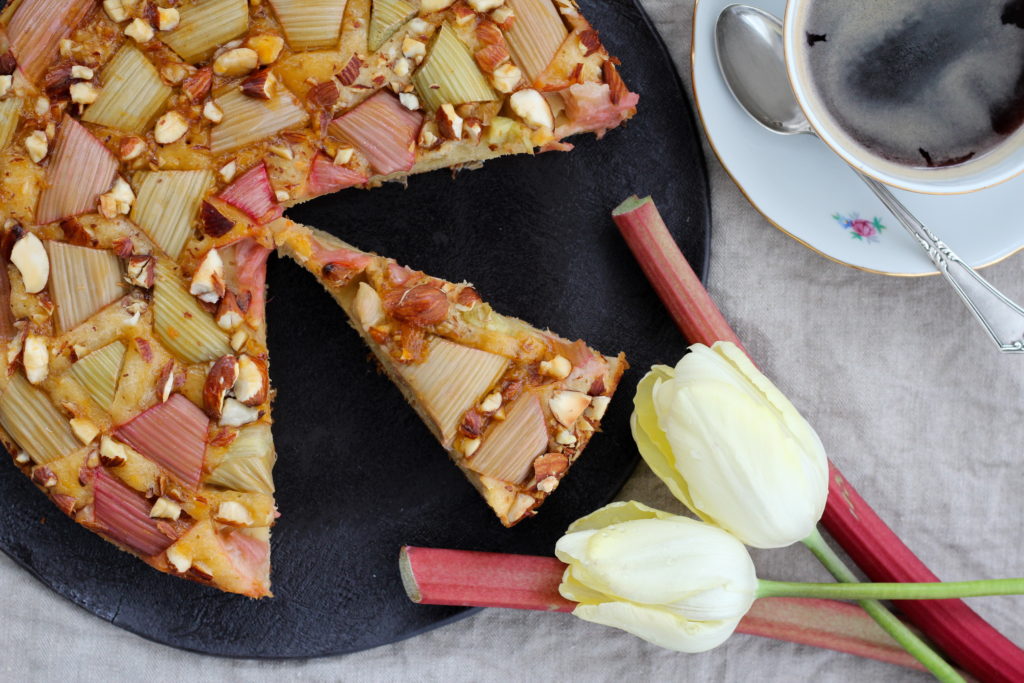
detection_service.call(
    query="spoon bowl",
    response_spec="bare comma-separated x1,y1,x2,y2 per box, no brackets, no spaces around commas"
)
714,4,810,136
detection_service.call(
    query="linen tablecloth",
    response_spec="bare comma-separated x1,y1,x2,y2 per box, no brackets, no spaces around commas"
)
3,2,1021,680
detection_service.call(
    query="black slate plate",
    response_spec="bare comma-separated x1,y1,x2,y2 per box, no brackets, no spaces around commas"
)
0,0,710,657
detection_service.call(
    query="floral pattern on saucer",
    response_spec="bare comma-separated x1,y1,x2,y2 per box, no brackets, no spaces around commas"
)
833,213,887,244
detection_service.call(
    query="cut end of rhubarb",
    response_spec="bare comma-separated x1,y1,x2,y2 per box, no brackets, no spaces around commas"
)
612,194,649,217
399,546,423,603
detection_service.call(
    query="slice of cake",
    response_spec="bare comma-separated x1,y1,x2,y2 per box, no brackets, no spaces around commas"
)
273,219,626,526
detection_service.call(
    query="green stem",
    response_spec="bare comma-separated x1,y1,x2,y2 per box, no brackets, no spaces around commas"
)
798,528,965,683
756,578,1024,601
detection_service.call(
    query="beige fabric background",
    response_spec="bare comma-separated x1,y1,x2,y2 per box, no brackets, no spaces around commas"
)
3,1,1022,680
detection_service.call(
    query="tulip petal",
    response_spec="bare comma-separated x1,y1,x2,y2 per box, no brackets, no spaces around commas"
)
630,367,701,513
566,499,675,533
573,601,742,654
556,517,757,614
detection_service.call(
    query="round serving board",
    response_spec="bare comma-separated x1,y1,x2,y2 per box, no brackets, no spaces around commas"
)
0,0,711,657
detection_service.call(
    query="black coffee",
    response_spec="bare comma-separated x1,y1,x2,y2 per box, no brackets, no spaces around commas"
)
804,0,1024,168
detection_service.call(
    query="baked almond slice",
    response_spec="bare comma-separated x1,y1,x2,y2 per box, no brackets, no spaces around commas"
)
274,219,626,527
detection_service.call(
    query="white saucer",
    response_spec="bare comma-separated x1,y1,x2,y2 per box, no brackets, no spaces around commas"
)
692,0,1024,276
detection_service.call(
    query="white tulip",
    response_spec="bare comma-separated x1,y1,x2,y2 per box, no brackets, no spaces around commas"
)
555,501,757,653
631,341,828,549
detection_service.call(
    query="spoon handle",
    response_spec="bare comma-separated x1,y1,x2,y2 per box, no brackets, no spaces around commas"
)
859,174,1024,352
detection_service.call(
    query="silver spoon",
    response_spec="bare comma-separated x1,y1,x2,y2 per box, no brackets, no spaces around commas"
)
715,4,1024,352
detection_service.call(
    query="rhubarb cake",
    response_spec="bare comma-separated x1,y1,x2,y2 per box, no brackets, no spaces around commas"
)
0,0,637,594
273,220,626,526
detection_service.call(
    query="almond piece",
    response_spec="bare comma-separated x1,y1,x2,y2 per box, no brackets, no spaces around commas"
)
166,545,191,573
233,354,268,406
70,65,94,80
23,334,49,384
538,355,571,380
69,81,100,105
216,292,244,330
203,355,239,419
32,466,58,488
420,0,456,11
70,418,100,444
510,88,553,130
24,130,49,164
154,110,188,144
584,395,610,421
436,103,463,140
157,7,180,30
189,248,225,303
241,69,274,99
468,0,504,10
215,501,252,526
125,254,155,288
220,398,258,426
99,435,128,467
203,101,223,123
490,5,515,27
479,391,502,413
354,282,384,329
213,48,259,77
0,75,12,98
182,67,212,103
490,63,522,93
120,136,146,160
150,497,182,520
11,232,49,293
103,0,130,22
246,34,284,65
125,18,155,43
549,390,591,427
402,36,427,60
398,92,421,111
387,284,449,326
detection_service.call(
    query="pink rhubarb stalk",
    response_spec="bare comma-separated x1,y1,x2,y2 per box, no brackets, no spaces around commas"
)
93,468,178,557
218,162,283,225
330,91,422,176
5,0,95,83
222,237,272,324
36,116,118,225
114,393,209,490
611,194,1024,682
400,546,925,673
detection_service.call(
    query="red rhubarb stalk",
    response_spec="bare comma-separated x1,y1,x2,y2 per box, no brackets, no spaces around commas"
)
400,546,925,673
611,194,1024,681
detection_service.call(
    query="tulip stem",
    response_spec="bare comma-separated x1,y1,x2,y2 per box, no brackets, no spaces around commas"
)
794,529,964,683
756,578,1024,601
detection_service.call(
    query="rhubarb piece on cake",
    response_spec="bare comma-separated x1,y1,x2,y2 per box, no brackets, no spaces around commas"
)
273,220,626,526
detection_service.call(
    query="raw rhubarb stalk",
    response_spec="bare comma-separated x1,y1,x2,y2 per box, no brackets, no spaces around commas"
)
611,195,1024,682
330,91,422,176
4,0,94,83
306,153,368,198
399,546,925,673
36,116,119,225
218,162,283,225
114,393,209,490
93,467,177,557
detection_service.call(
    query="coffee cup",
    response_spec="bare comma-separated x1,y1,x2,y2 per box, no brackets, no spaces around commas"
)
783,0,1024,195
